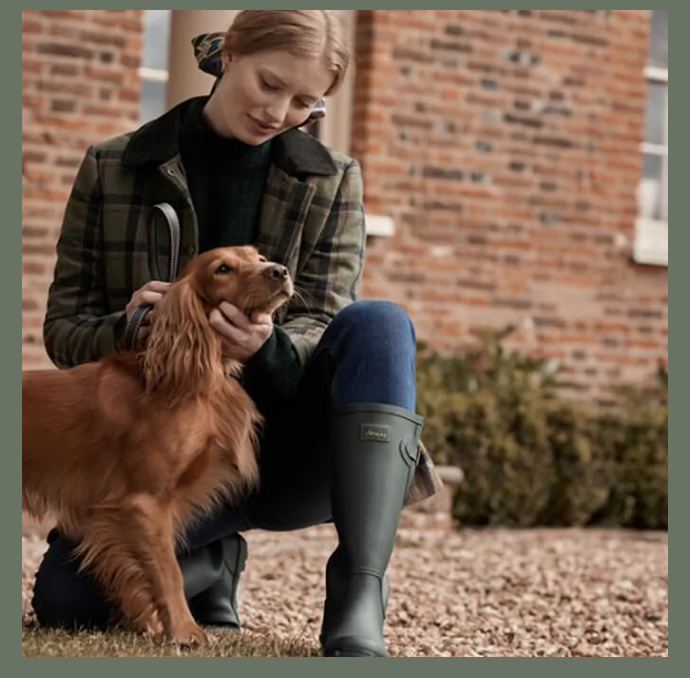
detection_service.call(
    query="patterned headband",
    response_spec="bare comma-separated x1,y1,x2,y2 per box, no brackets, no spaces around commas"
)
191,32,327,127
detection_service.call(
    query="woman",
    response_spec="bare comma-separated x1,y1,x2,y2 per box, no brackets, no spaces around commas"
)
31,10,443,658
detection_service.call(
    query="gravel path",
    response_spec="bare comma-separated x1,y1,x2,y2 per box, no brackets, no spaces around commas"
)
22,512,668,657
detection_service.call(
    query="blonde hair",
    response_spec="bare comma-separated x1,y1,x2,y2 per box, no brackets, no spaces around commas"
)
223,10,350,96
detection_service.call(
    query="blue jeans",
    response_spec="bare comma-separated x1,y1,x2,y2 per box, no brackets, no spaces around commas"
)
31,301,418,628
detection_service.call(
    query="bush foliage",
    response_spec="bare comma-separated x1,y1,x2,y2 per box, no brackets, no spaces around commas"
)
416,327,668,530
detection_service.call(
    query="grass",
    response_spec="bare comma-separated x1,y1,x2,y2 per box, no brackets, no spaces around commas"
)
22,622,321,658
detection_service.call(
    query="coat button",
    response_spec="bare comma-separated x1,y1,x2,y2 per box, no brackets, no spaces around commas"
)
186,246,195,256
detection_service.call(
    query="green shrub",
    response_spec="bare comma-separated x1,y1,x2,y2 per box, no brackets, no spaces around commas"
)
416,328,668,530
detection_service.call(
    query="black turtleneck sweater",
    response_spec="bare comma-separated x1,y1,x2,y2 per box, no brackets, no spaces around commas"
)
179,98,273,252
178,99,304,411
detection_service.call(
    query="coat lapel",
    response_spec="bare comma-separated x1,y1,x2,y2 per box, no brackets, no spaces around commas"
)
255,165,316,276
254,127,337,275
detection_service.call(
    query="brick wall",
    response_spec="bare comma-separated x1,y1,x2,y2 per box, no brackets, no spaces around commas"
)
22,10,143,369
352,10,668,399
21,10,668,399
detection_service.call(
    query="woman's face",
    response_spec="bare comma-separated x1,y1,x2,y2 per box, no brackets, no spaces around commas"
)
204,49,334,144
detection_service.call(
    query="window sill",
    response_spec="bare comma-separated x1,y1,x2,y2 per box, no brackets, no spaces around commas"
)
366,214,395,238
633,218,668,267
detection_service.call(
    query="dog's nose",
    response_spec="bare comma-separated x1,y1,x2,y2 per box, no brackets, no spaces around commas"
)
265,264,289,281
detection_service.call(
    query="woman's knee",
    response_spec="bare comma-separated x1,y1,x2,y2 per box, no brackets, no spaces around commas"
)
325,301,419,410
31,532,111,631
332,300,417,347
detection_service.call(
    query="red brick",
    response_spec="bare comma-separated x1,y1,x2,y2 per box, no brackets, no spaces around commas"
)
22,298,39,312
22,95,44,108
22,18,45,33
22,224,51,239
22,261,47,275
39,10,87,20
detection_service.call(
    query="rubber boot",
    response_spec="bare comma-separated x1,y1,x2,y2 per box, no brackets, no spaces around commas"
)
320,403,423,657
31,531,247,632
185,534,248,630
319,547,390,648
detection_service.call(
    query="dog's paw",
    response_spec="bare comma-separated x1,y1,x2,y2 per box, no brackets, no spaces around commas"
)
168,622,215,648
131,613,163,639
126,603,163,638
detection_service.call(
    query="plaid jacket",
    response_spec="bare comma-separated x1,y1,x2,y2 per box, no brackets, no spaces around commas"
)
43,97,444,506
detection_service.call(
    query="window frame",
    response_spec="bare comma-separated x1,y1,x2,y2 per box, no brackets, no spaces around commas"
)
310,10,356,156
634,20,668,267
138,10,171,125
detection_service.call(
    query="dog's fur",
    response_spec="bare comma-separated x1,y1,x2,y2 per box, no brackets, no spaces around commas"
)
22,246,293,645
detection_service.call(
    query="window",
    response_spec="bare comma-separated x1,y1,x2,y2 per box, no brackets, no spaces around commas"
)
635,10,668,266
139,10,172,124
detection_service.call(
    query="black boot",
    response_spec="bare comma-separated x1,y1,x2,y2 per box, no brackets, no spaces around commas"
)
185,534,248,630
320,403,423,657
32,531,248,632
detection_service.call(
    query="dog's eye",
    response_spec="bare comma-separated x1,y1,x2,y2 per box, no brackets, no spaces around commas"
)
258,257,267,263
215,264,234,275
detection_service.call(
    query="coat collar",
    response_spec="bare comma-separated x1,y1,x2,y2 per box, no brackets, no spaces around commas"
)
122,96,338,178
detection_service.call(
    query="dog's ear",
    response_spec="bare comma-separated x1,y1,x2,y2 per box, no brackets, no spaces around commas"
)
142,277,224,404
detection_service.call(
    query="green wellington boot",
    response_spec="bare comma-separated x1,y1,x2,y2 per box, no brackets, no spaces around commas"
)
319,547,390,649
320,403,423,657
181,534,248,630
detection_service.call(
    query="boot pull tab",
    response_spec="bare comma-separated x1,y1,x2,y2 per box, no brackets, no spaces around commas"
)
400,435,420,466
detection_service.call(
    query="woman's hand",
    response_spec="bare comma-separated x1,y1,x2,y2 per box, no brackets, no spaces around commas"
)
125,281,171,347
209,302,273,362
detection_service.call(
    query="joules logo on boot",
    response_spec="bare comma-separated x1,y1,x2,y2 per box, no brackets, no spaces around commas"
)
361,424,390,442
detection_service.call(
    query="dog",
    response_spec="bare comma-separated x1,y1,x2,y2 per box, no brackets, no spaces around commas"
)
22,246,293,645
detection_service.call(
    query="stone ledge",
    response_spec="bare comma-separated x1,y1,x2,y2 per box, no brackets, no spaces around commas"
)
407,465,464,528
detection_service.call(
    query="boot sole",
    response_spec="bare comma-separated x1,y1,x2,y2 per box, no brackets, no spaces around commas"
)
323,638,389,658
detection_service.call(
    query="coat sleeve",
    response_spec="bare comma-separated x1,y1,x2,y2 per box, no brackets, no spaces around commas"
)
241,160,366,405
42,146,127,369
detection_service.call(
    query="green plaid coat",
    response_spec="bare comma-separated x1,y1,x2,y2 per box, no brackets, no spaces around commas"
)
42,97,443,506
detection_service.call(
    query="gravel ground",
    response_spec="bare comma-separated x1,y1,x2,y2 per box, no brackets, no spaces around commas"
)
22,512,668,658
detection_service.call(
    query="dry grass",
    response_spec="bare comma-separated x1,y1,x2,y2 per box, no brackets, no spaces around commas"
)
22,622,319,657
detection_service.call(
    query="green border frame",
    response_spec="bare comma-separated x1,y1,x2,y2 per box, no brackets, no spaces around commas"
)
13,7,678,677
